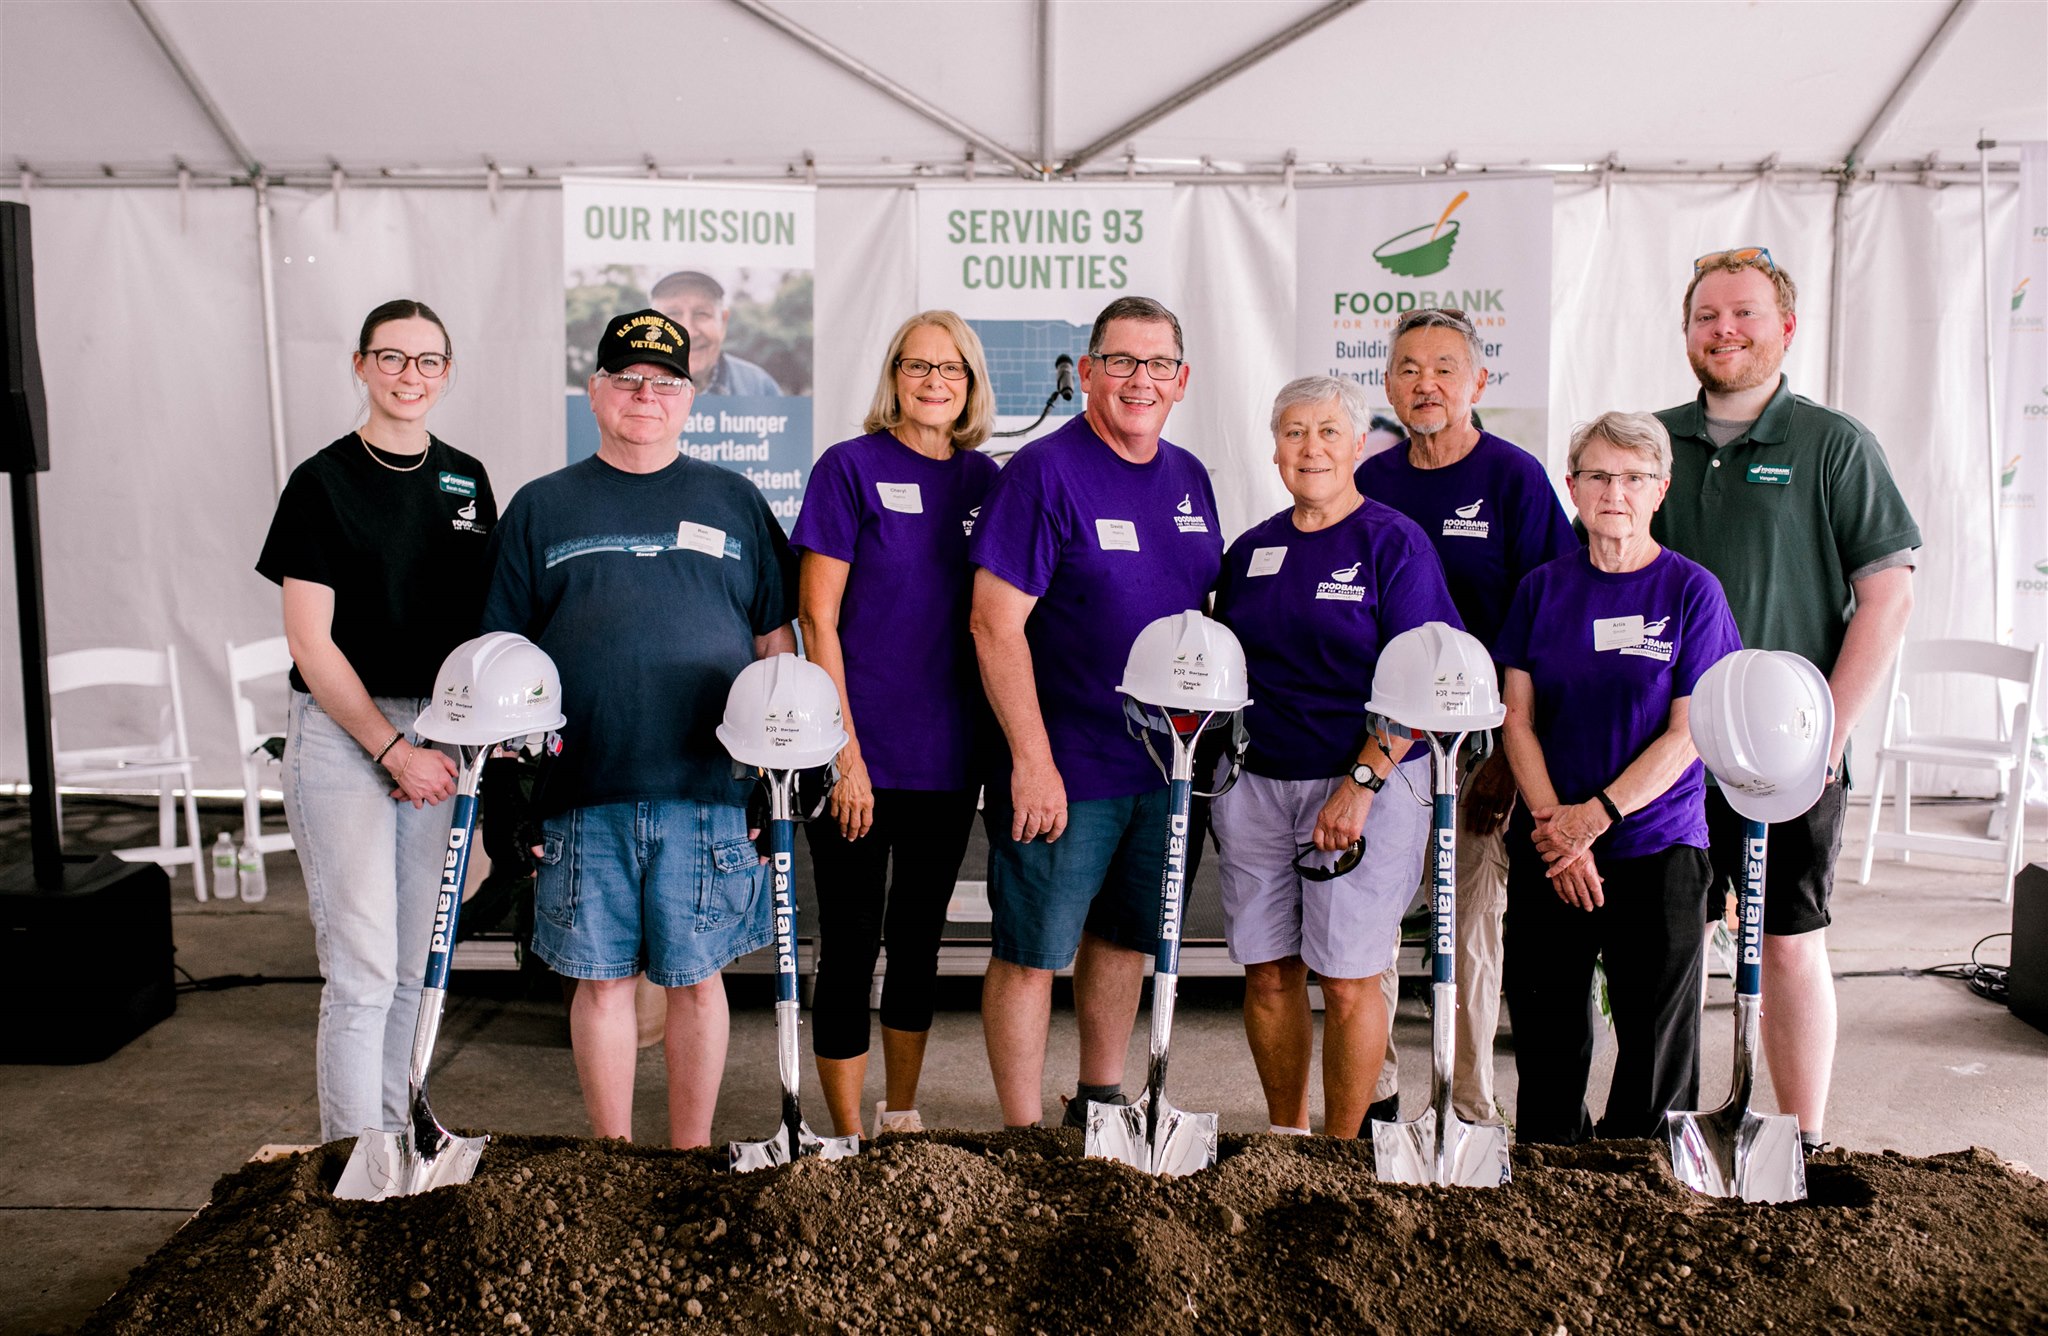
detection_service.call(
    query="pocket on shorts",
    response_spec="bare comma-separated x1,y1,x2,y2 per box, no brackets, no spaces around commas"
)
698,835,764,933
534,819,575,929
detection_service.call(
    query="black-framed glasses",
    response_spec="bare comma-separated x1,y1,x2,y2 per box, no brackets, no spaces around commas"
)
895,357,970,381
1694,246,1775,275
366,348,450,378
1092,353,1184,381
1292,839,1364,883
596,369,689,396
1570,469,1664,492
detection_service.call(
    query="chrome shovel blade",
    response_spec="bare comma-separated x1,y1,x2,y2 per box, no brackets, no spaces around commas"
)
1084,1094,1217,1178
1372,1107,1512,1188
729,1122,861,1174
1666,1105,1806,1204
334,1123,488,1201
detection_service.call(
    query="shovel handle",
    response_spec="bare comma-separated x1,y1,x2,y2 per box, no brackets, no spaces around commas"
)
1154,777,1193,976
770,813,797,1006
421,758,486,993
1735,821,1767,1000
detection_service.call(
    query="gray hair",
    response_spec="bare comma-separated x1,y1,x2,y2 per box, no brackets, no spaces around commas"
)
1568,411,1672,475
1386,307,1486,380
1268,375,1373,436
1088,296,1184,359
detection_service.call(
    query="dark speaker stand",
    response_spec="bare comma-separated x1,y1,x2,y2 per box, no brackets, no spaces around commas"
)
12,469,64,888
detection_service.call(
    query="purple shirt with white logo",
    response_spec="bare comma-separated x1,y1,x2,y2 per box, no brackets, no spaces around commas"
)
1494,547,1741,858
1357,432,1577,654
1214,500,1461,780
969,414,1224,801
790,431,1000,790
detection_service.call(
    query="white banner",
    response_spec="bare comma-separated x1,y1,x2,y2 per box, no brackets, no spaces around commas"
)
915,184,1174,434
1296,176,1553,463
562,179,816,527
1997,143,2048,793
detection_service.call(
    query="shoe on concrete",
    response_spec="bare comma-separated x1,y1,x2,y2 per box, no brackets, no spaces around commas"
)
1366,1093,1401,1124
874,1102,923,1135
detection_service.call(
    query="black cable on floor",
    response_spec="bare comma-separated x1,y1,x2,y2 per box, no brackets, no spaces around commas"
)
1835,933,2011,1005
174,962,323,994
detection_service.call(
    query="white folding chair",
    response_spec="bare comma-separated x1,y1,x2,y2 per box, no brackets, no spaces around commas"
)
48,645,210,900
1858,638,2042,899
226,635,296,864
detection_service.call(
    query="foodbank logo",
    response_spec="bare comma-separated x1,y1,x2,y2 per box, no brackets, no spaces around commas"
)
2016,278,2031,312
1372,190,1469,278
2004,454,2022,488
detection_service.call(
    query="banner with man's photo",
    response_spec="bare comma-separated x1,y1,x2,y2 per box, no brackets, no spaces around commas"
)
562,179,814,527
915,184,1174,446
1295,176,1553,465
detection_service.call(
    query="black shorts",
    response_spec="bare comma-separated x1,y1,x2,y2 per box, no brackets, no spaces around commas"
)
1704,781,1847,937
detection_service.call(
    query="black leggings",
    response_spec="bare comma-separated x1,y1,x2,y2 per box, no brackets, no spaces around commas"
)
1503,831,1710,1145
804,787,978,1059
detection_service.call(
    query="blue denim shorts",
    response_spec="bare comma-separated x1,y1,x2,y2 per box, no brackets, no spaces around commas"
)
530,799,770,988
984,788,1192,970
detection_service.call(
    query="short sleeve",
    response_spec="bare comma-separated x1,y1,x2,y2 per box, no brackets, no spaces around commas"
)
481,490,537,636
747,489,800,636
789,444,861,563
1828,430,1922,573
968,456,1063,597
1493,569,1540,672
1377,524,1464,638
1672,566,1742,697
255,464,341,589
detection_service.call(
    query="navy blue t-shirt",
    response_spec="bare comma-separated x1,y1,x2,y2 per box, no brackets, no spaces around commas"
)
483,453,797,814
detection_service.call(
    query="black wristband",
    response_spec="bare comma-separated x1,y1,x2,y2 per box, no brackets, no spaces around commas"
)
372,730,404,765
1595,790,1624,823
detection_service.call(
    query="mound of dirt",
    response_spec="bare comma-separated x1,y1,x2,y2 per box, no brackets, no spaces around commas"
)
83,1131,2046,1334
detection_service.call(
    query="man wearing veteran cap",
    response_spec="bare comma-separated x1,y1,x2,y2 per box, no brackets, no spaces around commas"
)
484,310,798,1147
1653,249,1919,1157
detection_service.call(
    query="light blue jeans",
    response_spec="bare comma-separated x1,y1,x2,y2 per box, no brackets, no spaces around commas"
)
283,690,453,1143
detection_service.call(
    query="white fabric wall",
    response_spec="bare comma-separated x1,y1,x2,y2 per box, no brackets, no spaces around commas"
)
0,176,2015,789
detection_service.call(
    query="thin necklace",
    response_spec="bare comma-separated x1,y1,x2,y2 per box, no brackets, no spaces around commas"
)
358,430,428,472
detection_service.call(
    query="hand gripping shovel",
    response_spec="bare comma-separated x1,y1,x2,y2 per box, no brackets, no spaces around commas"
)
1664,819,1806,1203
1371,729,1512,1188
730,766,862,1172
1086,704,1222,1177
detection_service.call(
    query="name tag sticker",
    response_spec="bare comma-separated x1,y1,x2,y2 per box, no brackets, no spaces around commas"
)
1247,546,1287,577
876,482,923,514
1095,518,1140,552
1594,615,1645,651
676,521,729,558
437,471,476,498
1746,464,1793,486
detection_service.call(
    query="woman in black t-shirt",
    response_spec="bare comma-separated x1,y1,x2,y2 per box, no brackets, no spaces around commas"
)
255,299,497,1144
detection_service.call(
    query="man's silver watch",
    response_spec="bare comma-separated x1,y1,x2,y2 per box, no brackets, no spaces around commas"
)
1349,762,1386,793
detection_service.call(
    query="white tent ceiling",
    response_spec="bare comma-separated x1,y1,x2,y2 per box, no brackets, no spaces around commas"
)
3,0,2043,184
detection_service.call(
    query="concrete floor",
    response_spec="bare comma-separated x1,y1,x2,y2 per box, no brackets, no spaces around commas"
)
2,797,2042,1334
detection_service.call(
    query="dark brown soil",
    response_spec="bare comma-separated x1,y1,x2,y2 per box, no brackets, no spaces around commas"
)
82,1131,2046,1335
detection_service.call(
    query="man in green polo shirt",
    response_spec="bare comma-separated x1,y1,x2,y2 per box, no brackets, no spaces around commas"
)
1652,249,1919,1157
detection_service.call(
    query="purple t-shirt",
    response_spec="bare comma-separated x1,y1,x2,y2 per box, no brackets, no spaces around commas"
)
1357,432,1577,654
1494,548,1740,858
789,431,999,791
1214,500,1461,780
969,414,1224,802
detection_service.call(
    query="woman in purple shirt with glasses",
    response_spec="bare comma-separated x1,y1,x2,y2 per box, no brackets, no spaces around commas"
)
790,311,1000,1140
1494,410,1740,1145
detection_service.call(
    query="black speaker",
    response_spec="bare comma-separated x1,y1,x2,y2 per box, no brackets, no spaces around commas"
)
0,202,51,475
0,853,175,1063
2012,862,2048,1036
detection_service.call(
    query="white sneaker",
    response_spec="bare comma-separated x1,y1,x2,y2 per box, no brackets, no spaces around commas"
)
874,1101,923,1135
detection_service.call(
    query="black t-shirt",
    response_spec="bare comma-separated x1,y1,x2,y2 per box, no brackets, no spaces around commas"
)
257,433,497,696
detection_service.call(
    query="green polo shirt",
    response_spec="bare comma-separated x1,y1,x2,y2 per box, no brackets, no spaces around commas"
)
1652,377,1920,677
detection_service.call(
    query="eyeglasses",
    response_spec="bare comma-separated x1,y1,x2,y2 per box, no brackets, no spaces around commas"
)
896,357,970,381
1392,307,1475,336
1694,246,1775,275
1570,470,1664,492
365,349,450,378
1092,353,1184,380
1292,839,1364,883
596,370,689,396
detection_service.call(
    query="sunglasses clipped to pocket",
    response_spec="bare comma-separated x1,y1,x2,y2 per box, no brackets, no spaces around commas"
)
1293,838,1365,883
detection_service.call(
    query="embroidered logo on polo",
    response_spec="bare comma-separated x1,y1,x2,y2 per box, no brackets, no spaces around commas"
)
962,505,981,538
1746,464,1793,486
1173,493,1210,534
1316,560,1367,603
1443,498,1490,539
451,497,486,535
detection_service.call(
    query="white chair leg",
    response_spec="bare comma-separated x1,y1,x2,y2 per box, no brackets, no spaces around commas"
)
1858,755,1887,884
1898,762,1913,865
2003,765,2027,904
181,774,207,902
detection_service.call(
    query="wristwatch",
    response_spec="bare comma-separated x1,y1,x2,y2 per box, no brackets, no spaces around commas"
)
1349,762,1387,792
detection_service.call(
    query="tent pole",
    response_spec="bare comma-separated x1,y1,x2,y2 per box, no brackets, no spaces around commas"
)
1037,0,1056,176
727,0,1038,179
1056,0,1365,176
254,176,289,497
125,0,259,175
1839,0,1978,177
1978,136,2004,642
1827,176,1849,408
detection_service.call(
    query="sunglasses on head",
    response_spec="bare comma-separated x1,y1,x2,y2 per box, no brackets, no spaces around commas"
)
1693,246,1775,275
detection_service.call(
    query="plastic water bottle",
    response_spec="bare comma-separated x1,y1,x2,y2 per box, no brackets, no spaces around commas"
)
211,832,238,902
236,840,267,904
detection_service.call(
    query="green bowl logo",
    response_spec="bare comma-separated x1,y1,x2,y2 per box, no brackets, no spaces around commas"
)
1373,219,1462,278
2015,277,2031,312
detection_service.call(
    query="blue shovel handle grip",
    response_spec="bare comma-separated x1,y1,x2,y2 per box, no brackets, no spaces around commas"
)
1735,819,1767,999
770,817,797,1005
1431,792,1456,986
422,792,479,993
1154,778,1193,975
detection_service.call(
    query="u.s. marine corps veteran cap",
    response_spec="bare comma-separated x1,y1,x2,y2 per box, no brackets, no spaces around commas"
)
595,309,692,382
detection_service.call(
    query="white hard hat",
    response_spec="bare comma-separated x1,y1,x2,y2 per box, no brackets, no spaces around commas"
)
716,653,848,771
1365,621,1504,733
1116,611,1252,713
415,632,569,745
1689,648,1833,824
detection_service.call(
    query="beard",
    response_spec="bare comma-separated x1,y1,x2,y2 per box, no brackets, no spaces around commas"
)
1688,343,1782,395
